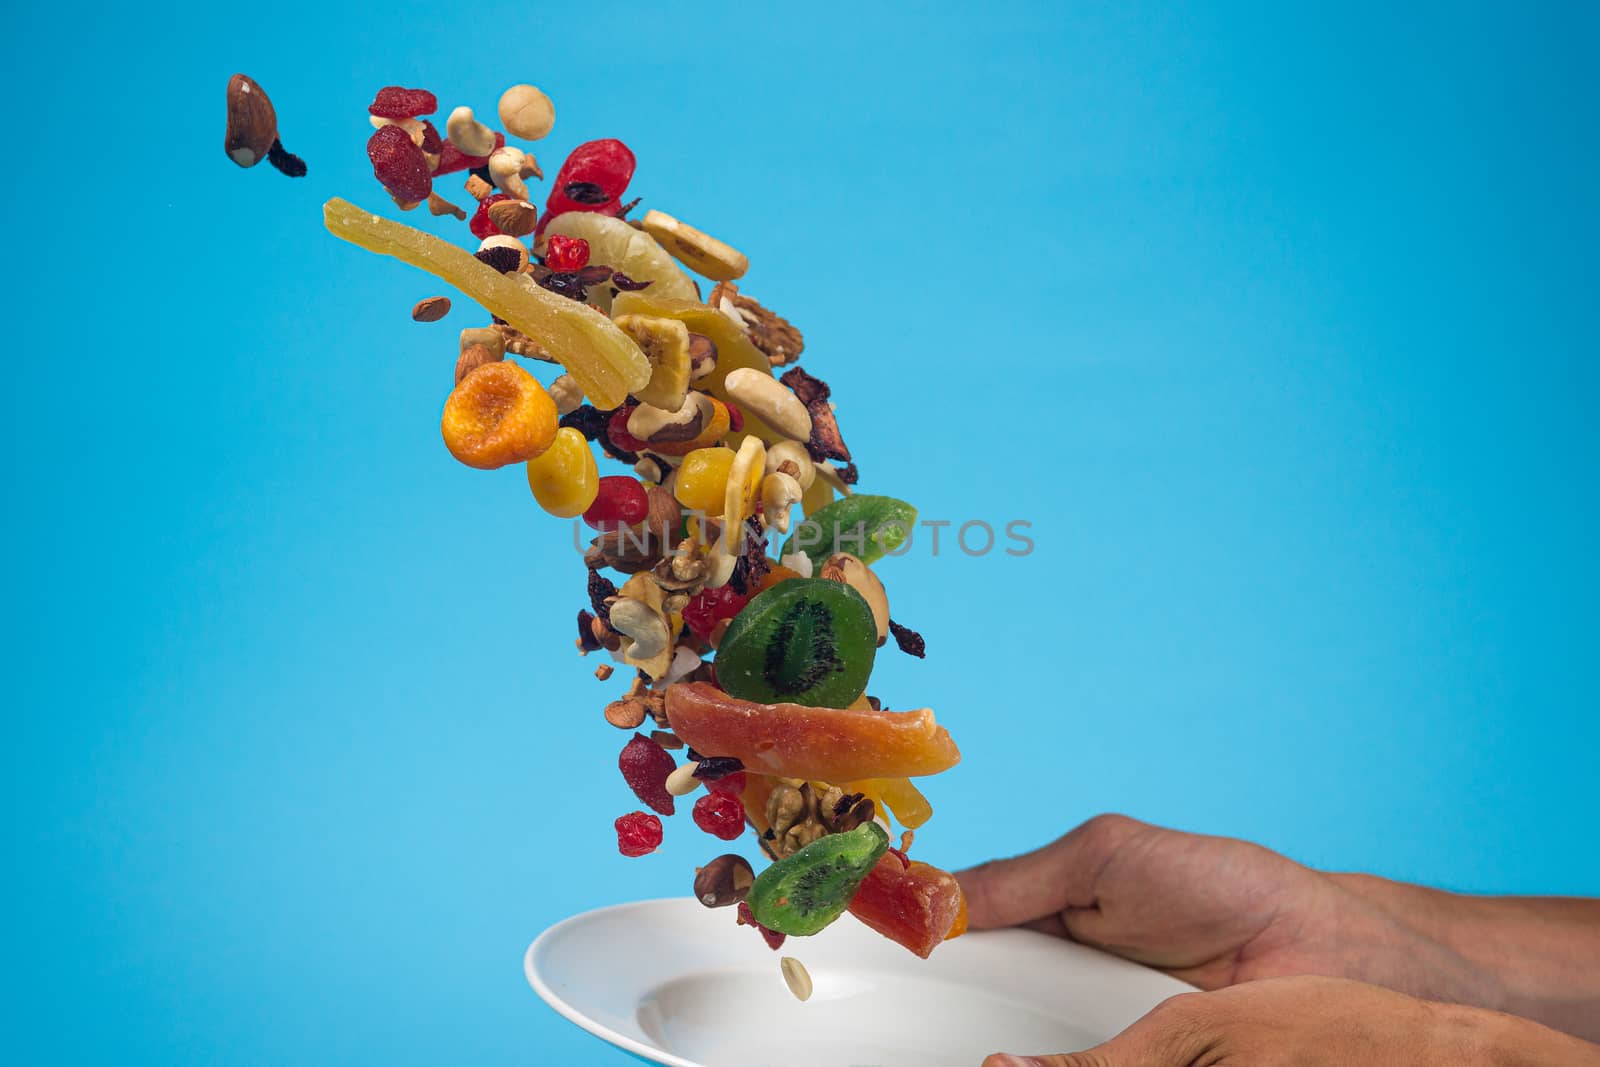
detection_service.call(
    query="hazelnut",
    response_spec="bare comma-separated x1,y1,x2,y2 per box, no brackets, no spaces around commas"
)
693,854,755,908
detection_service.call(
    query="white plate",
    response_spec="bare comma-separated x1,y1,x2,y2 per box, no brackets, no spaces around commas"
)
525,898,1193,1067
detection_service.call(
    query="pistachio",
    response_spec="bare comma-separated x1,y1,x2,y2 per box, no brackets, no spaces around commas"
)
819,552,890,645
724,368,812,441
694,854,755,908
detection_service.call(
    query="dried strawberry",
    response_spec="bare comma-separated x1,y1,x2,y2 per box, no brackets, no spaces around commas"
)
537,138,636,237
615,811,663,857
368,86,438,119
619,733,676,815
435,131,505,176
367,125,431,201
418,120,443,155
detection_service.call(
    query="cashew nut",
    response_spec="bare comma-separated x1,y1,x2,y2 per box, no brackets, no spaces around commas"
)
608,598,671,676
445,106,497,157
488,146,529,201
761,472,803,534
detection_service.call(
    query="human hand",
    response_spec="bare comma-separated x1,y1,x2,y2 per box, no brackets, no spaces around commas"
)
979,976,1600,1066
955,814,1489,1002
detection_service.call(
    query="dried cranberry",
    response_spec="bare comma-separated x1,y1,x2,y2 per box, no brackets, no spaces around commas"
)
367,125,431,201
606,406,647,453
615,811,663,857
537,138,636,237
577,264,617,287
682,585,749,641
736,901,786,950
469,193,512,240
546,235,591,272
583,476,649,531
368,86,438,119
724,400,745,433
706,771,746,797
692,792,745,840
619,733,676,816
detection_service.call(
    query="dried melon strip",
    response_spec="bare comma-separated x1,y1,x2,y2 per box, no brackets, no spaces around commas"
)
323,198,650,408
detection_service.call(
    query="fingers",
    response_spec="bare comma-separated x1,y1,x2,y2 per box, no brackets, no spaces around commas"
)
983,991,1214,1067
956,813,1147,930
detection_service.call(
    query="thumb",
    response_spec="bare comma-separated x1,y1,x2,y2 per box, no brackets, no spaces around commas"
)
982,991,1213,1067
957,814,1146,929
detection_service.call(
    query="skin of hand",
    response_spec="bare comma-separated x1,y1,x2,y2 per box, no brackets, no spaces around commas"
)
955,814,1600,1042
978,976,1600,1067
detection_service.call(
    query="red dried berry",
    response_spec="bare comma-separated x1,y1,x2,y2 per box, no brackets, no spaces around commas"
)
367,125,431,202
537,138,637,237
605,406,647,453
706,770,746,797
369,86,439,119
435,131,504,177
546,235,591,273
682,585,750,641
736,900,787,950
619,733,676,816
583,476,649,531
724,400,745,433
692,792,745,840
615,811,663,857
418,120,443,155
470,193,512,239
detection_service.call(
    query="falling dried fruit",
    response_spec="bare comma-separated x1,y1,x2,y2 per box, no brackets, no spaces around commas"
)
440,360,557,469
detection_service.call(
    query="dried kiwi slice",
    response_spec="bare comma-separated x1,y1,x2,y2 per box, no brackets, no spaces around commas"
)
746,822,890,936
714,578,877,709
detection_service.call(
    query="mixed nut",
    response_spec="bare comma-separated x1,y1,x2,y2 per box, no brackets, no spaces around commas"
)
247,74,966,971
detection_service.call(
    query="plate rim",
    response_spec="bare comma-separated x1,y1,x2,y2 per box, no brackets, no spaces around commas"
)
525,897,702,1067
524,896,1194,1067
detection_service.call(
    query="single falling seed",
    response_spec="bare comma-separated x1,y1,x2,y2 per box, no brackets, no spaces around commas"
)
780,956,812,1002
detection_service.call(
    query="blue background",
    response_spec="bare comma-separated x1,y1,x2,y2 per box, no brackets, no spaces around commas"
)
7,1,1596,1062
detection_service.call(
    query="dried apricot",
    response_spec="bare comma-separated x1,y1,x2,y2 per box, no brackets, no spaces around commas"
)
441,361,557,469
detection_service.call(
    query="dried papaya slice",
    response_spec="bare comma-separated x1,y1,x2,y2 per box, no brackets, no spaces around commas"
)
664,682,959,782
847,855,965,958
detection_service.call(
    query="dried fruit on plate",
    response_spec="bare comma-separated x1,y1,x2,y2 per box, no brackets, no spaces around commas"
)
664,682,960,782
847,855,966,958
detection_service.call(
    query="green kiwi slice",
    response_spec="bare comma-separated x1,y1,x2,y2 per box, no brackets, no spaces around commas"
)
746,822,890,936
714,578,877,708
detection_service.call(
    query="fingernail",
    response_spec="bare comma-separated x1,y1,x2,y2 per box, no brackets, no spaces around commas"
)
985,1057,1042,1067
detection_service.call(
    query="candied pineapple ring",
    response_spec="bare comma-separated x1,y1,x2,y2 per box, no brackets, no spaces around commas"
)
664,682,960,782
442,361,557,469
323,198,650,408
